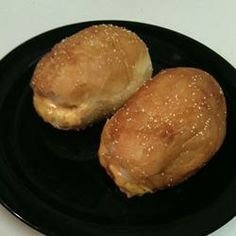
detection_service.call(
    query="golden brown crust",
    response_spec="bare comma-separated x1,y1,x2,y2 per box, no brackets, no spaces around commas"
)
31,24,152,129
98,67,227,197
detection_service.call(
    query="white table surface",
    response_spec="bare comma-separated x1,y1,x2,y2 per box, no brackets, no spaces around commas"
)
0,0,235,235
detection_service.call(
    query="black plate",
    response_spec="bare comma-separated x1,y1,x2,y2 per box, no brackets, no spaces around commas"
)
0,20,236,236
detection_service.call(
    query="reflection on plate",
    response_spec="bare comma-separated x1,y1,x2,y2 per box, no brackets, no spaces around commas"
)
0,21,235,236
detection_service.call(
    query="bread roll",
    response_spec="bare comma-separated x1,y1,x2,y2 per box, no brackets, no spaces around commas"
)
98,67,226,197
31,24,152,130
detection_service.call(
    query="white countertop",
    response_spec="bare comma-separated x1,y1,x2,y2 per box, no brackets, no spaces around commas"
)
0,0,235,235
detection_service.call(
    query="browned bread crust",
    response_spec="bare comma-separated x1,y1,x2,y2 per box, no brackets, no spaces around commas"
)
99,67,226,197
31,24,152,129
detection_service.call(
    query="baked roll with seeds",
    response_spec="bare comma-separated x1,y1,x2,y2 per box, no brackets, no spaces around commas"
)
31,24,152,130
99,67,226,197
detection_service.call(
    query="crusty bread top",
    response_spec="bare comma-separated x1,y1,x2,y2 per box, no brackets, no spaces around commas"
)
31,24,151,107
99,67,226,197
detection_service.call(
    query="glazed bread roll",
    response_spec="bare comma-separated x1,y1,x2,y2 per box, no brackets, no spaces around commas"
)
31,24,152,130
99,67,226,197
